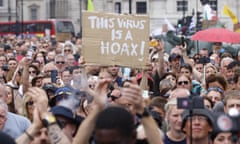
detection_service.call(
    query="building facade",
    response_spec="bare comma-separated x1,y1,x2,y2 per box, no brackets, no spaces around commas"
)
0,0,239,34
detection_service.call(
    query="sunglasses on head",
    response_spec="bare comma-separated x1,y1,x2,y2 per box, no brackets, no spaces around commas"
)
208,87,223,94
178,81,189,85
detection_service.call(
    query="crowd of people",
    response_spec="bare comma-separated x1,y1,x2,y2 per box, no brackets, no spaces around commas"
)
0,33,239,144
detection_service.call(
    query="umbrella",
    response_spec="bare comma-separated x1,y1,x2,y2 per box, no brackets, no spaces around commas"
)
191,28,240,43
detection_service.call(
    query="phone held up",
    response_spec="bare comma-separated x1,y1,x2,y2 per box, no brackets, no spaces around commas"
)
51,70,58,83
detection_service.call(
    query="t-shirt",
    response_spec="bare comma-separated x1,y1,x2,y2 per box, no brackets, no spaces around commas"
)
2,112,31,139
164,133,186,144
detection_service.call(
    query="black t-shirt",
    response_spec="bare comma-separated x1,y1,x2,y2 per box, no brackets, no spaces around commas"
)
164,133,186,144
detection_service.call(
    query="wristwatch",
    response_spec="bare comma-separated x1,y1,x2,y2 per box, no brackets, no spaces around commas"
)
42,114,57,127
136,107,151,119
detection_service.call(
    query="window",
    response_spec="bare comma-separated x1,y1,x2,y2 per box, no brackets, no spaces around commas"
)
30,8,38,20
29,4,39,20
115,2,121,14
50,0,56,18
0,24,10,32
136,2,146,14
56,21,74,33
0,0,3,7
25,22,52,33
177,0,188,12
209,0,217,11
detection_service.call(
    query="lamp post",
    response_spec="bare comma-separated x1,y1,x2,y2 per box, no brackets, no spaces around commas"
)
15,0,19,36
8,0,11,32
129,0,132,14
182,0,186,25
21,0,23,38
79,0,82,37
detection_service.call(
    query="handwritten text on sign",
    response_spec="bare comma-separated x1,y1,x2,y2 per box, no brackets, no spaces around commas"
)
82,12,149,68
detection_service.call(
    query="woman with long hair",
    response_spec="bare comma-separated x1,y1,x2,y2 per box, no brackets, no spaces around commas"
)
164,98,186,144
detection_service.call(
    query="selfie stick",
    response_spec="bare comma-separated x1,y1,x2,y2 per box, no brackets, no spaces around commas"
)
189,96,193,144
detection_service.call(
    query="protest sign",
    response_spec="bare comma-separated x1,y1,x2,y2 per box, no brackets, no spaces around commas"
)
82,11,149,68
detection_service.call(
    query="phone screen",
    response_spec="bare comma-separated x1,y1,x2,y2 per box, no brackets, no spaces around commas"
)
51,70,58,83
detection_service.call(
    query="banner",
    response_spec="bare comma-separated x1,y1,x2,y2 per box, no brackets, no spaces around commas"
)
82,12,149,68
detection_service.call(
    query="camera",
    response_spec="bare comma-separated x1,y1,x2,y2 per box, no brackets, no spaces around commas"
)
177,96,204,109
215,110,240,143
1,64,9,71
198,56,210,65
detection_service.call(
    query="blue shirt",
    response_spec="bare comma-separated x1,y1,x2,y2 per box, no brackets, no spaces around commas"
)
2,112,31,139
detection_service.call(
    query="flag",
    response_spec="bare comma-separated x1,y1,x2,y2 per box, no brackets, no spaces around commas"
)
87,0,94,12
223,4,238,24
189,15,195,30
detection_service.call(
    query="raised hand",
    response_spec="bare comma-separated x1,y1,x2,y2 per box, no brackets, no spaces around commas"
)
121,83,145,114
93,78,112,109
26,87,49,118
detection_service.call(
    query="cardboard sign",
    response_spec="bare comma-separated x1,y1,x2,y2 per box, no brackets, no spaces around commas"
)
234,23,240,33
82,11,149,68
202,20,218,29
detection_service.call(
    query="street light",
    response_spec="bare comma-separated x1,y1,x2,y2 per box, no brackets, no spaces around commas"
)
8,0,11,32
21,0,23,37
129,0,132,14
79,0,82,37
15,0,20,36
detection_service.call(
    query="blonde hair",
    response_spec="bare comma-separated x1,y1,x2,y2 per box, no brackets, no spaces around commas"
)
206,63,217,74
21,92,33,121
164,98,177,129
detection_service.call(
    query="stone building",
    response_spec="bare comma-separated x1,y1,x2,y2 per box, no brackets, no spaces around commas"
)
0,0,239,34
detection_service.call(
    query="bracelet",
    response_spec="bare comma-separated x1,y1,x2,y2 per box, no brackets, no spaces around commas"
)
24,130,34,140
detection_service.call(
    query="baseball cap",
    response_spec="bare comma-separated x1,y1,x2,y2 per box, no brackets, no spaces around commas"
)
50,106,83,127
49,86,73,106
50,106,76,122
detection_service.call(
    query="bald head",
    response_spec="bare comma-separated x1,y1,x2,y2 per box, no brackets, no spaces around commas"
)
168,88,190,100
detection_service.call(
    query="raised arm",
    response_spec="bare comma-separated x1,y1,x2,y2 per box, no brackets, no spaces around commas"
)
72,78,111,144
121,83,164,144
27,87,71,144
20,57,31,94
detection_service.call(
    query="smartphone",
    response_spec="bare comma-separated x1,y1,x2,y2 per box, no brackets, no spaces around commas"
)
2,64,8,71
26,49,33,60
142,90,149,99
51,70,58,83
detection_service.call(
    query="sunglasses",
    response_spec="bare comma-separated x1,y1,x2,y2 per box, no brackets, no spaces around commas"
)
64,49,71,52
178,81,189,85
107,94,121,101
89,84,95,89
55,94,69,102
26,101,34,106
29,71,36,74
56,61,65,64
